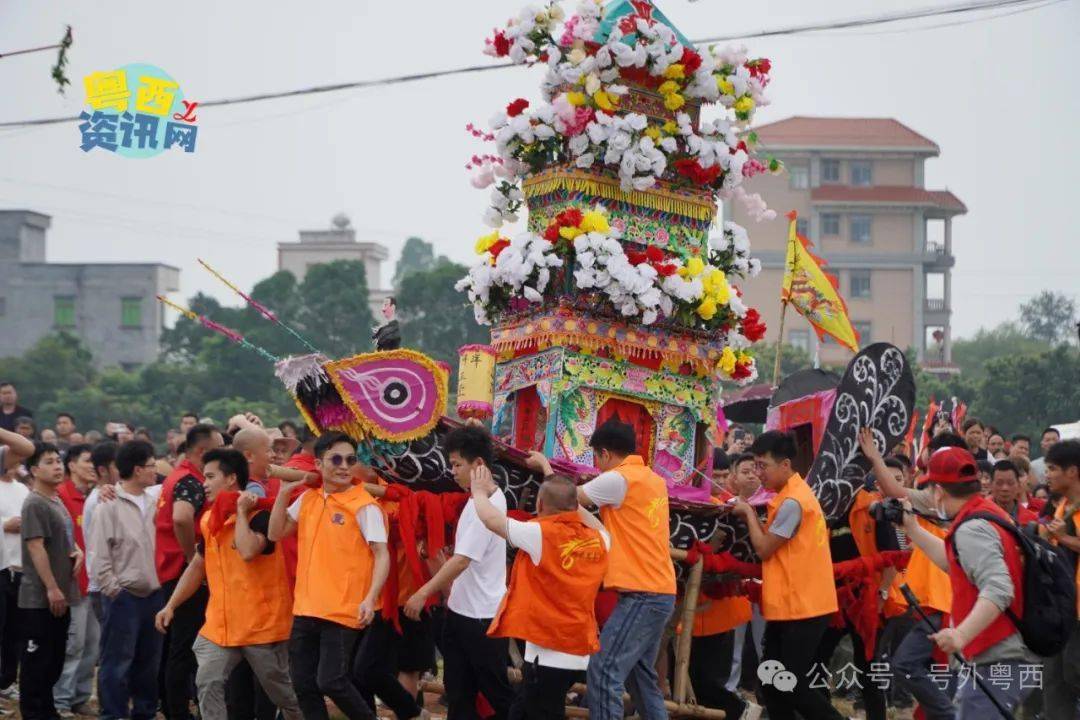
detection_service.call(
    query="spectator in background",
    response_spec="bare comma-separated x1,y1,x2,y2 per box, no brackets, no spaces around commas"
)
961,418,989,461
711,450,730,497
40,428,58,445
725,426,749,455
1009,434,1031,460
277,421,299,441
54,414,77,452
14,418,36,441
90,441,165,720
82,442,120,624
0,384,32,434
1029,427,1060,484
19,442,83,720
55,444,99,718
988,460,1038,526
134,428,153,445
0,428,34,699
67,433,85,447
179,413,199,437
976,459,994,495
83,431,103,445
266,429,299,467
986,430,1006,458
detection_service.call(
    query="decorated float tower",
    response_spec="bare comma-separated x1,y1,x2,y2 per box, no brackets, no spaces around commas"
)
457,0,776,501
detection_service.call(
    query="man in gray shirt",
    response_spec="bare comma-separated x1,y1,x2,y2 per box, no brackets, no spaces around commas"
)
18,442,82,720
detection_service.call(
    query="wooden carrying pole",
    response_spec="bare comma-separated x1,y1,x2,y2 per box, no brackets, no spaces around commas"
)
771,299,788,387
673,555,704,705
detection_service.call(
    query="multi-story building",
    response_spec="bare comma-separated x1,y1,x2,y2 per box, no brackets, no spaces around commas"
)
277,214,392,318
0,209,180,369
729,117,965,372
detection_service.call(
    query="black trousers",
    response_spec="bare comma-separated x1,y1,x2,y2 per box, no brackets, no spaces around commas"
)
689,631,747,719
19,607,71,720
509,661,582,720
163,578,209,720
288,615,374,720
353,612,422,720
226,658,277,720
761,615,845,720
813,620,886,720
441,609,514,720
0,570,21,689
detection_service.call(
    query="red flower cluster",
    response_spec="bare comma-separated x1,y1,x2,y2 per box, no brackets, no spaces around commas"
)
626,245,677,277
739,307,767,343
506,98,530,117
491,30,511,57
681,47,702,75
746,58,772,78
489,238,510,260
732,359,754,381
673,158,721,186
542,208,584,242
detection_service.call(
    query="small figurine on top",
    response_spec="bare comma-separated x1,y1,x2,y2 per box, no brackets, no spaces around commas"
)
372,296,401,351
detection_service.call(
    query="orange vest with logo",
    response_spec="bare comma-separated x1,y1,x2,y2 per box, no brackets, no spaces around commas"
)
199,512,292,647
904,517,953,614
761,473,838,621
488,512,608,655
598,456,676,595
691,593,752,637
293,485,384,629
848,488,906,617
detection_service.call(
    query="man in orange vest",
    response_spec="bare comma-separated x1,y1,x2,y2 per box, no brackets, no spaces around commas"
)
268,432,389,720
900,446,1035,716
574,419,676,720
155,448,301,720
468,464,609,720
1041,440,1080,720
861,428,960,718
156,423,223,720
730,431,843,720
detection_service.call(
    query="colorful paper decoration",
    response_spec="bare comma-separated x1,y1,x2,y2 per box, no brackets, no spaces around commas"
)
456,344,497,420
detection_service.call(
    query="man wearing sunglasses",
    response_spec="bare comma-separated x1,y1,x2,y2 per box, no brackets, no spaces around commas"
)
268,432,390,720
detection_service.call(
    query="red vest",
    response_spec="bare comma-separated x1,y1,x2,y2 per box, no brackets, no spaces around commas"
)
58,479,89,596
155,459,205,583
944,496,1025,659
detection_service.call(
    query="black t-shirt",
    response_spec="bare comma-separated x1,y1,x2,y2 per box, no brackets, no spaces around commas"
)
173,475,206,514
196,510,274,557
0,406,32,432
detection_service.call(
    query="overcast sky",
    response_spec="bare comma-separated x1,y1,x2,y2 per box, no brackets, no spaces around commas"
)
1,0,1077,340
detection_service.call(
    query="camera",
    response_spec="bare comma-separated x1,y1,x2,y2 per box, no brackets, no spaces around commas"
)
868,498,907,525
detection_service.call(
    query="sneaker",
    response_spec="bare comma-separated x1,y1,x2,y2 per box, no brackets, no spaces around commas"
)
58,709,76,720
0,687,16,701
72,702,98,717
740,701,763,720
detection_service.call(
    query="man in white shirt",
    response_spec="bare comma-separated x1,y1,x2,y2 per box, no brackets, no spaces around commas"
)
0,430,34,696
404,425,514,720
1029,427,1060,484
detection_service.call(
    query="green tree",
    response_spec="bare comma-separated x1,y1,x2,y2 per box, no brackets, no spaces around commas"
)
392,237,438,288
0,332,97,410
969,345,1080,440
297,260,375,357
949,322,1049,382
397,260,488,367
1019,290,1078,345
749,341,814,383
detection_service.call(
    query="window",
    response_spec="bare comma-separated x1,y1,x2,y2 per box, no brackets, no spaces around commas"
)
854,322,872,343
54,296,75,328
850,215,872,243
121,297,143,328
789,165,809,190
821,213,840,236
821,159,841,183
796,218,809,238
788,329,810,352
850,160,873,186
850,270,872,299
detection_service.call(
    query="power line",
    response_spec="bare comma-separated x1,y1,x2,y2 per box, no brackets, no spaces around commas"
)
0,0,1068,129
0,42,64,60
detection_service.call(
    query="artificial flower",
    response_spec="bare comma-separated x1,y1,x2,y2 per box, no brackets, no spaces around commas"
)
506,98,530,117
658,80,679,96
697,296,718,321
475,230,500,254
719,346,737,374
566,91,587,106
663,93,686,111
663,63,685,80
593,90,617,112
579,209,610,234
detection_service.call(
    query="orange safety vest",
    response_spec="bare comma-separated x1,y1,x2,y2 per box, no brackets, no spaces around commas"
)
1046,499,1080,617
488,511,608,655
199,512,292,647
691,593,753,637
597,456,677,595
847,489,906,617
293,484,384,629
760,473,839,621
903,517,953,614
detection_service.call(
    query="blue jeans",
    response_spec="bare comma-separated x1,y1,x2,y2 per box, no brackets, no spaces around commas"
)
894,610,955,720
587,592,675,720
955,662,1032,719
98,589,165,720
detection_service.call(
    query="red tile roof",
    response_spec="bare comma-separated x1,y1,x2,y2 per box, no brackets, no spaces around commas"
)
753,117,939,152
811,185,966,212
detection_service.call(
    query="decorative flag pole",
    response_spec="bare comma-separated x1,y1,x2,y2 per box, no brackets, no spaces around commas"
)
197,258,322,354
155,295,280,363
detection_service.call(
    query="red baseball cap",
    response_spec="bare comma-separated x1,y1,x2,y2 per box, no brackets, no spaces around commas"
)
924,446,978,485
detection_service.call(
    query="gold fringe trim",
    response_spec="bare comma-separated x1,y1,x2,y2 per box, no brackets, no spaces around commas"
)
523,170,716,222
292,396,321,437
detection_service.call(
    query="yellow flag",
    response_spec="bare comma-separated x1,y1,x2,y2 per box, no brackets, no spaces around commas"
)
781,211,860,352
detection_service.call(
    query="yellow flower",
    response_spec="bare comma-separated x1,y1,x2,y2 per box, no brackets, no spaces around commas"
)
579,210,610,234
719,347,737,374
664,63,685,80
549,4,565,20
663,93,685,111
658,80,679,96
717,78,734,95
662,120,678,135
566,91,587,106
734,96,755,115
593,90,617,112
643,126,661,141
559,226,583,241
475,230,499,254
697,297,718,321
685,257,705,277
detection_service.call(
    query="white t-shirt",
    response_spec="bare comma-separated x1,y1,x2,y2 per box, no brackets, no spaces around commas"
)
287,491,387,544
506,517,611,670
581,470,628,508
447,492,507,619
0,474,29,571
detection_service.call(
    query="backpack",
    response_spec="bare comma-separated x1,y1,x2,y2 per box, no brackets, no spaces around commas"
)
951,512,1078,657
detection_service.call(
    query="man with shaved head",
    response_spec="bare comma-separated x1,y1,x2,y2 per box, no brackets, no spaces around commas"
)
232,428,275,498
471,463,610,720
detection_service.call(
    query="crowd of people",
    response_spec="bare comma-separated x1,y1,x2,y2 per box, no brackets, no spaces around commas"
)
0,375,1077,720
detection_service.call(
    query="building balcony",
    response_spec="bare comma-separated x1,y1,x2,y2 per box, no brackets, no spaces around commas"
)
920,359,961,375
925,298,947,312
922,242,955,268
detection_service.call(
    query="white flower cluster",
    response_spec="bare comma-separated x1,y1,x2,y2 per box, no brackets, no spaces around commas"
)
712,221,761,278
455,232,564,325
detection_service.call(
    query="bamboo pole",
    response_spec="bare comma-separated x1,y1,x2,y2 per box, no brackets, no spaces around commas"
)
771,299,788,387
673,555,704,704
